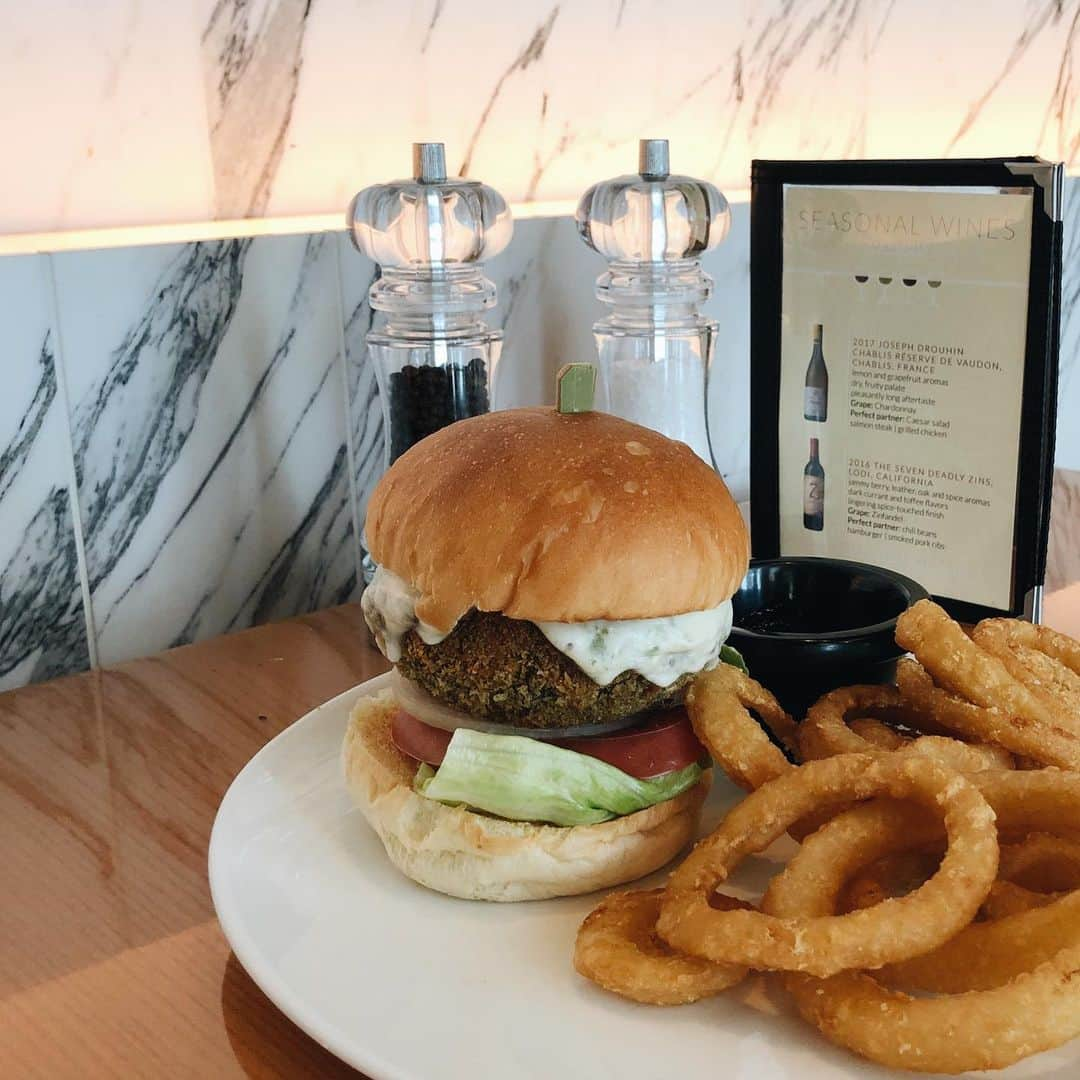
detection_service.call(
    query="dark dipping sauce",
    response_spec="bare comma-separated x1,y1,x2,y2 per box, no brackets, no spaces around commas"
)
736,603,871,636
729,557,929,714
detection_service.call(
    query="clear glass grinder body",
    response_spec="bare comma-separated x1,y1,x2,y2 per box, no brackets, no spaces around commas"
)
348,142,513,467
576,139,731,465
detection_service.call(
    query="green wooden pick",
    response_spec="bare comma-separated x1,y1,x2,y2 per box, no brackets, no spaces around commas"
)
556,363,597,414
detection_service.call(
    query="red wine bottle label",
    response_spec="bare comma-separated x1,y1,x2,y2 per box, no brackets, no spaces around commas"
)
804,387,827,420
804,475,824,517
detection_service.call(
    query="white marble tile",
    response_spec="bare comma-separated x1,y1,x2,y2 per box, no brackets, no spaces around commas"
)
200,0,313,218
199,0,1080,220
0,255,91,690
1047,468,1080,593
2,0,1079,235
253,0,876,216
0,3,213,234
336,233,381,578
3,0,1079,233
487,215,600,412
53,233,357,667
866,0,1079,165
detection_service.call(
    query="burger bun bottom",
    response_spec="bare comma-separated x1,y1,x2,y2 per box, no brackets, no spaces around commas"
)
342,691,711,902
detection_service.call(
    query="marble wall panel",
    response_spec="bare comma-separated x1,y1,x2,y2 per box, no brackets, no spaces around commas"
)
2,2,1078,233
335,235,380,578
0,4,212,235
52,233,358,667
0,257,91,690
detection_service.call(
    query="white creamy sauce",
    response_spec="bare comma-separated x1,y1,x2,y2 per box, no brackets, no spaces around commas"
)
362,566,733,688
360,566,452,662
533,602,733,688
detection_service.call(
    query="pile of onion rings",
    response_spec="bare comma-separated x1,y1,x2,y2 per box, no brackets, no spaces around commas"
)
572,605,1080,1073
895,599,1080,768
799,682,1015,773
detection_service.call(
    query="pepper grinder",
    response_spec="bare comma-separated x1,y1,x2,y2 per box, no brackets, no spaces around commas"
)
347,142,513,467
576,139,730,464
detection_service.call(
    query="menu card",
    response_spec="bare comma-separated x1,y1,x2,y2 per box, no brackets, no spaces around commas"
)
751,160,1062,620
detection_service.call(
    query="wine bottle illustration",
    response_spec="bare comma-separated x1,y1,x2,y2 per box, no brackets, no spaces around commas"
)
804,437,824,531
804,323,828,422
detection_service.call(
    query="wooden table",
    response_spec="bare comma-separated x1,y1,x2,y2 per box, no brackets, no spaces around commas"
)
1,604,386,1079
5,594,1079,1078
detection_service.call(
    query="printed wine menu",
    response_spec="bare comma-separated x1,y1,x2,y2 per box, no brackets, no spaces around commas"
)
751,160,1062,619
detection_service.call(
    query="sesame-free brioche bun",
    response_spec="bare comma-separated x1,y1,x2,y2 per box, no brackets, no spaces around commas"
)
342,691,712,902
365,407,749,633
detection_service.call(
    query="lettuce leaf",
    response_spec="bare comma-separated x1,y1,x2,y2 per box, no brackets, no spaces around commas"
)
719,644,748,673
414,728,703,827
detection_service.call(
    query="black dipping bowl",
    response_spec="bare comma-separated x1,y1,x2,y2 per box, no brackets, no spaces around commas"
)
729,557,930,717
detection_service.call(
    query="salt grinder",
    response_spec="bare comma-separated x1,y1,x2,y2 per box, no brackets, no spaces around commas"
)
347,143,513,467
576,139,731,464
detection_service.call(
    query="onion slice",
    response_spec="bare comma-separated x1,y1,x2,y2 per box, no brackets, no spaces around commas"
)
389,670,644,740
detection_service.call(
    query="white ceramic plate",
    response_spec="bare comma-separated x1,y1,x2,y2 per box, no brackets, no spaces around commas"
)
210,674,1076,1080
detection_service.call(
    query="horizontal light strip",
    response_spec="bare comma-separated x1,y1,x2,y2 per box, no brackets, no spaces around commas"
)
0,191,752,257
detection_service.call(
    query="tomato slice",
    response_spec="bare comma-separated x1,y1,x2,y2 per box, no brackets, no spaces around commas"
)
391,706,704,780
553,708,704,778
391,709,453,767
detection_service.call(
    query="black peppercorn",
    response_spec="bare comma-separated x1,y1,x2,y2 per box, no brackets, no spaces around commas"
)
387,357,489,463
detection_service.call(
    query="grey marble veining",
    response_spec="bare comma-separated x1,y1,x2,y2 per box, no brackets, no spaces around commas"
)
941,0,1079,162
336,236,381,579
201,0,311,218
54,231,357,666
69,240,248,603
3,1,1080,233
0,256,90,690
226,0,1080,220
457,6,562,180
0,336,57,506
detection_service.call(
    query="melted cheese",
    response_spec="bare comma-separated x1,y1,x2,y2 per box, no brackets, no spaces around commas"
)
362,566,733,688
533,602,733,688
360,566,452,662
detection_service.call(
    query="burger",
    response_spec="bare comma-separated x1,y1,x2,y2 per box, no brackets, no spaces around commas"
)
343,406,749,901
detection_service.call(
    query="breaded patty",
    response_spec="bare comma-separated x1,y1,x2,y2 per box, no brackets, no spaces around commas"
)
395,610,693,729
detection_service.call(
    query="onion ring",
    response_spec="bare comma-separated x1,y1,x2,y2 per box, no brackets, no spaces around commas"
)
769,772,1080,1071
998,831,1080,893
798,685,908,760
656,754,998,976
836,846,943,914
846,716,906,749
979,880,1059,920
896,657,1080,769
899,735,1013,772
800,684,1013,772
881,891,1080,993
974,618,1080,672
785,945,1080,1073
896,599,1069,730
684,664,795,792
973,618,1080,721
766,770,1080,995
573,889,747,1005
